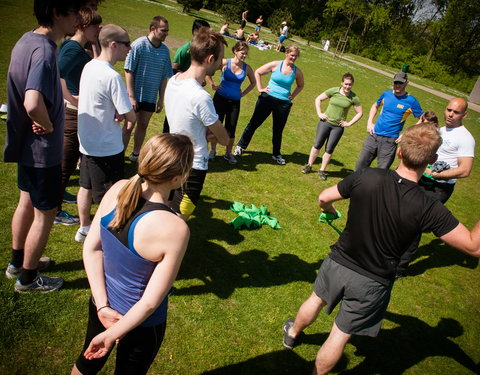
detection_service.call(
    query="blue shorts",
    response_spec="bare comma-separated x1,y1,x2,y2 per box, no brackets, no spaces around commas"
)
18,164,62,210
279,35,287,43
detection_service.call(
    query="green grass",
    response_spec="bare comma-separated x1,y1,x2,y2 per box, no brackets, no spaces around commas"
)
0,0,479,374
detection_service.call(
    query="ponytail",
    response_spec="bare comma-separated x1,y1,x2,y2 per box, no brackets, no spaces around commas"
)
109,174,144,230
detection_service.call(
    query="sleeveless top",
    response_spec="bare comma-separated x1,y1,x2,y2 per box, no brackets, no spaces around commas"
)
217,59,247,101
100,198,175,327
268,61,296,102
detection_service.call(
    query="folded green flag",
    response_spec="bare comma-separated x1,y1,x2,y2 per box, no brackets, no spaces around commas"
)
230,201,281,229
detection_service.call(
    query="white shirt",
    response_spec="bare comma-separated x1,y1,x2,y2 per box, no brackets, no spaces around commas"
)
164,75,218,170
78,59,132,156
437,125,475,184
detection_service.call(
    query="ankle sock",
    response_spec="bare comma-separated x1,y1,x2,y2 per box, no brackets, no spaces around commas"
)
11,249,24,268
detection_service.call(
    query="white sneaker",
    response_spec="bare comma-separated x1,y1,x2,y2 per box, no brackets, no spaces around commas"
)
223,153,238,165
272,155,286,165
208,150,216,160
233,146,244,156
75,228,88,243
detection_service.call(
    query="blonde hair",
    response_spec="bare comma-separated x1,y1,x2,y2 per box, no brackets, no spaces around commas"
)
285,44,300,56
400,123,442,169
109,134,193,229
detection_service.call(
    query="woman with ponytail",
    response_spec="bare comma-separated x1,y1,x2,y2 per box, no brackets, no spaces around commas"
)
72,133,194,375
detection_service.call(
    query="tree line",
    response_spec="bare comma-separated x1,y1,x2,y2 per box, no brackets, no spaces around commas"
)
178,0,479,94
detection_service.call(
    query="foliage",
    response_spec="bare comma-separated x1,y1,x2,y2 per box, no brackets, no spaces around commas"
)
267,8,294,36
301,18,322,45
217,0,247,24
177,0,203,13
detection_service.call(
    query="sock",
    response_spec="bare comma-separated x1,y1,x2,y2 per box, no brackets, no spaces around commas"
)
80,225,91,234
11,249,24,268
19,268,38,285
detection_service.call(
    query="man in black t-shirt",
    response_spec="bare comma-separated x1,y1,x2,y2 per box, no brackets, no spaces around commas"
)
282,123,480,375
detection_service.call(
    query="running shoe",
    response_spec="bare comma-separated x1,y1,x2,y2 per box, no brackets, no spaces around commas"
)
318,170,327,180
129,153,139,162
282,318,296,349
15,274,63,293
223,153,237,165
233,146,244,156
63,190,77,204
5,257,51,279
272,155,286,165
75,228,88,243
302,164,312,174
54,210,80,225
208,150,216,160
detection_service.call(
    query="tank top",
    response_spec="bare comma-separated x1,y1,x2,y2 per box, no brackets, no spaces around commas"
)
217,59,247,101
100,198,176,327
268,61,296,101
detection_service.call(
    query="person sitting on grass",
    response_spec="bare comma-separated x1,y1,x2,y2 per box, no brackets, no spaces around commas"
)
71,133,193,375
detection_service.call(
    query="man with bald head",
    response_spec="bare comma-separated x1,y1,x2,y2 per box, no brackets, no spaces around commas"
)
76,24,136,243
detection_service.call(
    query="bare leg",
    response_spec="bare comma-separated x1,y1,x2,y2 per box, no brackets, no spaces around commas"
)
77,187,92,227
226,138,235,154
132,110,154,155
308,147,321,167
319,152,332,171
11,191,34,250
289,292,327,338
22,206,56,270
210,140,217,152
122,119,135,149
70,364,82,375
312,322,351,375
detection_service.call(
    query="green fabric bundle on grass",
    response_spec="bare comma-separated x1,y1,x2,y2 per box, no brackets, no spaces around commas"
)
229,201,281,229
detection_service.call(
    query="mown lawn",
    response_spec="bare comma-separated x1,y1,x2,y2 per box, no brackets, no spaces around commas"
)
0,0,479,374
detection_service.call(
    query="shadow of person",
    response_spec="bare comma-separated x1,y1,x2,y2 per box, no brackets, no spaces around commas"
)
340,311,479,374
405,239,479,277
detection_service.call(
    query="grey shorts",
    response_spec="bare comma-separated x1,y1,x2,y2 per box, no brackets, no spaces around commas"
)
314,256,392,337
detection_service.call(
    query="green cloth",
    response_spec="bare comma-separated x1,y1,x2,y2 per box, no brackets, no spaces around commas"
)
324,87,361,126
172,41,191,72
318,210,343,235
229,201,281,229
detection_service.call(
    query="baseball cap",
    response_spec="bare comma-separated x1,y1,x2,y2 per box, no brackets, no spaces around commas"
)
393,72,407,83
281,21,287,25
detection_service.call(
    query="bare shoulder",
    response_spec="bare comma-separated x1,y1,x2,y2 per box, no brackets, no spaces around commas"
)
98,179,129,215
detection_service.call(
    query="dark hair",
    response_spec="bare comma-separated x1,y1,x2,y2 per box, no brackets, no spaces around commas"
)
342,72,354,83
421,110,439,126
232,41,249,54
192,19,210,34
77,7,102,30
34,0,84,27
150,16,168,30
190,27,227,63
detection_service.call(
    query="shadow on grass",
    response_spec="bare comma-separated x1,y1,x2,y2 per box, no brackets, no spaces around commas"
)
176,195,321,298
200,311,478,374
405,239,479,277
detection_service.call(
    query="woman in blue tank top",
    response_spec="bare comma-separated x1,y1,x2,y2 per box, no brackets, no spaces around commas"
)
207,41,256,165
234,44,304,165
72,134,193,375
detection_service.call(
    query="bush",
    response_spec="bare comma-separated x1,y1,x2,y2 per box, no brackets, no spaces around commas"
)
267,9,293,36
218,1,246,24
177,0,203,12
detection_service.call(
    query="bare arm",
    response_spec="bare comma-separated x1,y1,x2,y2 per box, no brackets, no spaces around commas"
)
318,185,344,216
367,102,380,135
341,105,363,127
156,78,168,113
255,61,280,93
241,65,256,97
430,157,474,180
124,70,137,111
207,120,229,145
439,221,480,258
289,67,304,100
315,92,329,120
60,78,79,107
24,89,53,134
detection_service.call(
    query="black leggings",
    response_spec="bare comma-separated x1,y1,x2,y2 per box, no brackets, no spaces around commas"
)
75,298,166,375
313,120,344,154
213,92,241,138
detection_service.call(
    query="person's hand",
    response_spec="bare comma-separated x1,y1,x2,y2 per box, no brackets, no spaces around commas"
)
129,97,137,112
367,121,375,135
318,113,328,121
258,87,270,94
395,134,403,143
83,331,116,360
156,99,163,113
97,306,123,329
339,120,349,127
32,122,53,135
212,84,221,91
114,110,125,122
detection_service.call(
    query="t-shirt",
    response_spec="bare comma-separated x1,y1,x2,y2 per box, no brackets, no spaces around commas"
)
374,90,423,138
124,36,173,104
4,31,64,167
324,87,361,126
330,168,459,285
436,125,475,184
58,39,91,96
172,41,191,73
164,75,219,171
281,26,288,38
78,59,132,157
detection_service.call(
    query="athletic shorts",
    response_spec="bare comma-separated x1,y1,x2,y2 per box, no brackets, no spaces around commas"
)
79,152,124,204
314,256,392,337
75,298,166,375
136,101,156,113
169,168,207,216
17,164,62,210
279,35,287,43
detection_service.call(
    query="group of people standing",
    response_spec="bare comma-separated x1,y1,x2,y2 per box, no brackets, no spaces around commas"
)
3,1,479,375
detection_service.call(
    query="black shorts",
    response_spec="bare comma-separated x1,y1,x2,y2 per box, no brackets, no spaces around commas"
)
136,101,156,113
79,152,124,204
75,298,166,375
314,256,392,337
169,168,207,215
17,164,62,210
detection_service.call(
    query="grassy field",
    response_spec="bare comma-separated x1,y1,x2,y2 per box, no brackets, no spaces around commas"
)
0,0,479,374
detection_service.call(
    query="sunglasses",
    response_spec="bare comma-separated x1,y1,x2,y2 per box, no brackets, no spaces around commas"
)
115,40,131,47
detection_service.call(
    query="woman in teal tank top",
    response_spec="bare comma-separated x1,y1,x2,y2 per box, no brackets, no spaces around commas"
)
234,44,304,165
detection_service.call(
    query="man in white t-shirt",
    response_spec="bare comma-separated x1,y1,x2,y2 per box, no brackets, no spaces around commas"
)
165,27,229,220
76,24,136,242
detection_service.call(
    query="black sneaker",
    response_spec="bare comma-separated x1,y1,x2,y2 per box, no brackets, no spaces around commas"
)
302,164,312,174
63,190,77,204
282,318,296,349
318,170,327,180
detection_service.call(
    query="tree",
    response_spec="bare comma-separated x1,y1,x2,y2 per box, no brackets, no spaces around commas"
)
267,9,294,36
218,0,247,24
325,0,368,40
302,18,322,45
177,0,203,13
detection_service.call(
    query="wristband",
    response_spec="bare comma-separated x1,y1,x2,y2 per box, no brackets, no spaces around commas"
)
97,305,110,312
